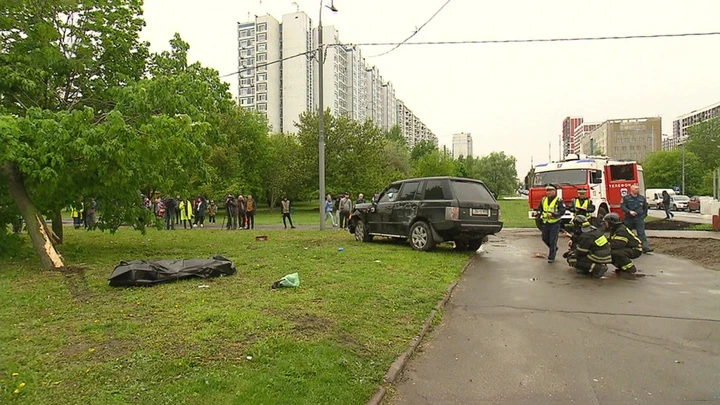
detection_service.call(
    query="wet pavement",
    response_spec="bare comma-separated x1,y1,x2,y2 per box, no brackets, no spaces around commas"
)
389,231,720,405
647,209,712,224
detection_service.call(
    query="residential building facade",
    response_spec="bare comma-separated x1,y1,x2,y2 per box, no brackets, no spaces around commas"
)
237,11,429,141
573,122,601,155
562,116,583,157
579,117,662,162
669,100,720,149
396,100,437,148
451,132,473,159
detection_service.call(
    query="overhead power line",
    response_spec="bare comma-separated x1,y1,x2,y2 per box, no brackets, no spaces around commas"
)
366,0,452,58
225,31,720,78
348,31,720,48
221,49,314,78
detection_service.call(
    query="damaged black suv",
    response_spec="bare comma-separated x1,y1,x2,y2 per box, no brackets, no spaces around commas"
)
348,177,503,251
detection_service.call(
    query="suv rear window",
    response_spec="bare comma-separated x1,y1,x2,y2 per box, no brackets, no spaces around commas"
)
423,180,452,200
450,180,495,201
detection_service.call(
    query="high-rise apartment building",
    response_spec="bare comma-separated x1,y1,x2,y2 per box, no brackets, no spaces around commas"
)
562,116,584,157
572,122,601,154
579,117,661,162
451,133,473,159
396,100,437,148
237,11,428,140
670,100,720,149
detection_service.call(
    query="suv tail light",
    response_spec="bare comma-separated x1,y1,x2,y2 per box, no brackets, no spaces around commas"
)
446,207,459,220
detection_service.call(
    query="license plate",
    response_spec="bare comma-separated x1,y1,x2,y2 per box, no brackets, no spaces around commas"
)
472,208,490,216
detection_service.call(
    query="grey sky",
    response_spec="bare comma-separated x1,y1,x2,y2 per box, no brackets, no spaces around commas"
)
141,0,720,178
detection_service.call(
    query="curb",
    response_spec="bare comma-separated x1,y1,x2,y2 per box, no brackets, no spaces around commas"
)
365,254,476,405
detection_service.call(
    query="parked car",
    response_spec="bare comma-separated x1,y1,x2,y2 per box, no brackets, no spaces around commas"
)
348,177,503,251
668,195,690,211
688,196,702,212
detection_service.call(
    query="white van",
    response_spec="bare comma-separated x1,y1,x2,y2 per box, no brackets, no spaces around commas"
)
645,188,676,209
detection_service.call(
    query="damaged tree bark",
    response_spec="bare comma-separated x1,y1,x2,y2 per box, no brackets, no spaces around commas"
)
51,209,64,245
2,162,66,271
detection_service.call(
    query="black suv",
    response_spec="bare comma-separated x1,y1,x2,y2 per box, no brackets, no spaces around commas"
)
348,177,503,251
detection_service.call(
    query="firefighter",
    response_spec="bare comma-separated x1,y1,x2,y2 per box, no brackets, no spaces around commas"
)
536,184,566,263
569,188,595,218
567,215,611,278
603,213,643,274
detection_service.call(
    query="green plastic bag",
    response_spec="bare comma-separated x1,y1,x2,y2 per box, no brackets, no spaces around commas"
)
272,272,300,289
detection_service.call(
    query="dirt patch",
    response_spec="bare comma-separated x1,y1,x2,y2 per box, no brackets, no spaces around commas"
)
649,237,720,271
645,219,696,231
62,266,94,301
292,313,333,336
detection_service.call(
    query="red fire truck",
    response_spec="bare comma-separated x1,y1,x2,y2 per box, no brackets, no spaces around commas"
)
528,154,645,228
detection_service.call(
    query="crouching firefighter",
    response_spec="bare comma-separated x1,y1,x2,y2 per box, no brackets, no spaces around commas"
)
564,215,612,278
603,212,643,274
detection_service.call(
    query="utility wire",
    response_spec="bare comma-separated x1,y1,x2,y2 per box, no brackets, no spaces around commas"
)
365,0,452,58
348,31,720,48
226,31,720,78
221,49,315,78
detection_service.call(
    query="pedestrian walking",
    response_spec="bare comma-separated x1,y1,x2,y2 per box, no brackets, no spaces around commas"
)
281,196,295,229
662,190,674,219
621,185,653,253
325,194,337,228
536,184,566,263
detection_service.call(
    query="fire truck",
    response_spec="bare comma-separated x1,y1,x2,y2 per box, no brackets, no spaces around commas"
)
528,154,645,228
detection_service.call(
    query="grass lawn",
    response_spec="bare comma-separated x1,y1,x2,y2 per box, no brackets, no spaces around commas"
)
0,223,472,404
497,199,534,228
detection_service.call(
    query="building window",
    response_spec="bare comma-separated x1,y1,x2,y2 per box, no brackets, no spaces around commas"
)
257,73,267,81
257,23,267,32
258,43,267,52
258,83,267,91
258,93,267,101
257,53,267,62
257,33,267,41
257,103,267,111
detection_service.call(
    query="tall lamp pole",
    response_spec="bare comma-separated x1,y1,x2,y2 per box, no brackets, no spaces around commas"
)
681,142,685,195
318,0,337,230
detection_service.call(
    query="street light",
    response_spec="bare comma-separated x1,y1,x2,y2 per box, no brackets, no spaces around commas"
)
318,0,337,230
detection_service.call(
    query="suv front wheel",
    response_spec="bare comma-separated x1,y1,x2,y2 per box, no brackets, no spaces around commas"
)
409,221,436,251
354,219,373,242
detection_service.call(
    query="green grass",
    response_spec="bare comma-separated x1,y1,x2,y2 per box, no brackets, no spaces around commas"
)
689,223,713,231
0,225,472,404
498,199,535,228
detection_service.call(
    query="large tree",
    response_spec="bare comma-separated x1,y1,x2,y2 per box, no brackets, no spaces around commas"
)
1,0,234,270
472,152,518,197
641,150,710,196
685,117,720,169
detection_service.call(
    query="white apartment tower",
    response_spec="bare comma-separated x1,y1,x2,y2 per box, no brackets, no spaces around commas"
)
238,10,430,138
451,132,473,158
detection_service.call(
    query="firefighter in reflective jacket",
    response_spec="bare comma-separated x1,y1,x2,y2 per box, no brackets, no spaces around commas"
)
569,188,595,218
603,212,643,274
566,215,611,278
536,184,566,263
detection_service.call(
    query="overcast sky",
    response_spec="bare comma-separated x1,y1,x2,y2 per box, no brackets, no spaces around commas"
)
140,0,720,177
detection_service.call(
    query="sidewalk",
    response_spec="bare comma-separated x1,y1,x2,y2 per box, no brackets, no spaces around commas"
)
502,227,720,240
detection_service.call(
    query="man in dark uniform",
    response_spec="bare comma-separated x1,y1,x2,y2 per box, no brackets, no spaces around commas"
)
569,188,595,218
603,213,643,274
566,215,612,278
536,184,566,263
621,185,653,253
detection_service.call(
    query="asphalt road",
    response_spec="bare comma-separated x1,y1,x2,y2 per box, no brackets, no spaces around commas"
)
390,230,720,405
647,208,712,224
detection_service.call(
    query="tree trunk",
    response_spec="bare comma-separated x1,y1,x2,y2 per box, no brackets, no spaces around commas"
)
51,209,64,245
2,162,66,271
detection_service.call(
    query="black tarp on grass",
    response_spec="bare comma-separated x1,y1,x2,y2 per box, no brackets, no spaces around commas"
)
109,254,236,287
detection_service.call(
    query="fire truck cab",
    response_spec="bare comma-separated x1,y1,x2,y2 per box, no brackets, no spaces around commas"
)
528,154,645,228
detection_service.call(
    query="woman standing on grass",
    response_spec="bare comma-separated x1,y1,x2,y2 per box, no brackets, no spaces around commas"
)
325,194,337,228
179,197,194,229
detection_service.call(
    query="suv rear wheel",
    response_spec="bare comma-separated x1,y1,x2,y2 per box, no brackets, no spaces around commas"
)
467,239,483,251
354,219,373,242
409,221,436,251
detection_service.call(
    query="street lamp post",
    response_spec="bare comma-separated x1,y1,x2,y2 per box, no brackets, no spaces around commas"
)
681,142,685,195
318,0,337,230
